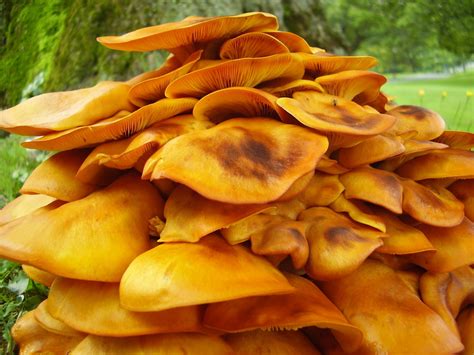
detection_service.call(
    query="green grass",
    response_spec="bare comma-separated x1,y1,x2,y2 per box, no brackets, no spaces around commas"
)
383,71,474,132
0,135,48,354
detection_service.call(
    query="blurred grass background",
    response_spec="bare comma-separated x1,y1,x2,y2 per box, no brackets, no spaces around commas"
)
384,71,474,132
0,0,472,353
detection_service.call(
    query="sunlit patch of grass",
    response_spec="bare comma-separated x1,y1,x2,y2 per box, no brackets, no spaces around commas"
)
384,71,474,132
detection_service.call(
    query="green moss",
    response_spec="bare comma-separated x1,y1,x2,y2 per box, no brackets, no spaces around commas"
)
0,0,69,106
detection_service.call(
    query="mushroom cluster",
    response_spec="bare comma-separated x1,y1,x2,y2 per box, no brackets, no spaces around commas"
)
1,12,473,354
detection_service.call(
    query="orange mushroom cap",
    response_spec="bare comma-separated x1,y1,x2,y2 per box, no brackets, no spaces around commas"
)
221,213,288,245
396,148,474,181
315,70,386,105
165,53,304,99
0,81,134,136
259,79,325,98
77,115,213,177
12,311,84,355
23,98,197,151
225,330,321,355
119,235,294,312
20,150,97,201
34,301,85,337
97,12,278,52
71,333,234,355
320,259,464,354
420,266,474,337
386,105,446,140
126,54,181,86
377,138,448,171
338,134,405,168
316,155,349,174
219,32,289,59
457,307,474,355
370,207,434,254
449,179,474,221
205,273,362,352
128,50,202,106
400,179,465,227
193,87,290,123
264,31,313,53
340,167,404,214
329,194,386,232
297,172,345,207
145,118,328,204
0,194,56,226
159,185,272,243
408,218,474,273
434,130,474,150
299,207,385,281
250,220,309,269
0,174,163,281
277,91,396,136
293,52,378,77
22,265,56,287
47,278,204,336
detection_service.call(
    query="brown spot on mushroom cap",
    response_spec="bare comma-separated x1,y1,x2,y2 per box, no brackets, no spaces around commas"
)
386,105,446,140
320,259,464,354
298,207,385,281
146,118,328,204
165,53,305,98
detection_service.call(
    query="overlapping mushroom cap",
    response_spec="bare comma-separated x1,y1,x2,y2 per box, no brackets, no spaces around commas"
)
2,11,474,354
0,81,133,135
0,174,163,281
144,118,328,203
